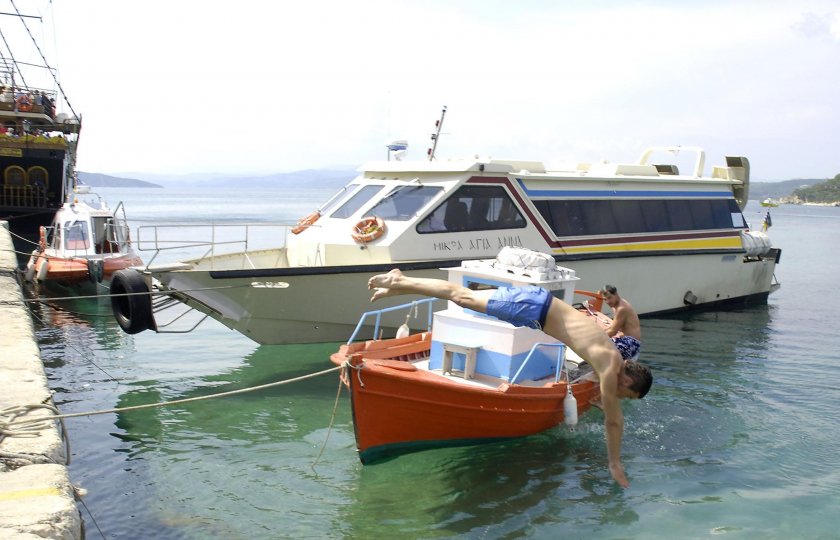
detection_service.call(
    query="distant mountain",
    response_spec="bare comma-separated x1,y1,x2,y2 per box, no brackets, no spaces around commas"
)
78,172,162,188
749,178,825,200
88,169,358,189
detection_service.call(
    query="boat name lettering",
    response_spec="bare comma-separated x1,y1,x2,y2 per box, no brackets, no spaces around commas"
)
433,240,463,251
469,237,492,250
497,236,523,249
250,281,290,289
433,235,523,252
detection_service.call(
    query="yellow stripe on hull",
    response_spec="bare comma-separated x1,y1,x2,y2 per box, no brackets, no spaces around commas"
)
554,236,743,255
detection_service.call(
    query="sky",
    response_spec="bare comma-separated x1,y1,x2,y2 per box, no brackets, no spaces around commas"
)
4,0,840,180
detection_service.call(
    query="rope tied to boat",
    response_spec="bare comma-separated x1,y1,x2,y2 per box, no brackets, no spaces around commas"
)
5,365,342,427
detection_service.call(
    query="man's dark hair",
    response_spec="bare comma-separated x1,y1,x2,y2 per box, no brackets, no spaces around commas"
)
625,362,653,398
603,284,618,295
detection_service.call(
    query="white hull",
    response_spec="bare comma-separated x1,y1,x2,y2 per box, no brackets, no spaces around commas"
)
151,249,777,344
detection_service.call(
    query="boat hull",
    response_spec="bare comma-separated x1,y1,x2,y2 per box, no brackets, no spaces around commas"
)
27,251,143,292
150,248,779,344
331,348,600,462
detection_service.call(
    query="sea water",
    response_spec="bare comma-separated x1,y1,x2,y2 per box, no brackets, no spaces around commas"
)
28,189,840,539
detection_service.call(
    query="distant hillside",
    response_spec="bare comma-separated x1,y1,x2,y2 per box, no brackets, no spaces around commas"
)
95,169,357,189
164,169,357,189
790,175,840,204
749,178,825,200
78,172,162,188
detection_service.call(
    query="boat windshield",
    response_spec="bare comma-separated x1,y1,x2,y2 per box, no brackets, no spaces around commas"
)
329,185,384,219
365,185,443,221
63,220,90,250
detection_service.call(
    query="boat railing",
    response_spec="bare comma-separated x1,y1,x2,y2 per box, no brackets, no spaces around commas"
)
510,342,568,385
346,298,439,344
135,223,291,269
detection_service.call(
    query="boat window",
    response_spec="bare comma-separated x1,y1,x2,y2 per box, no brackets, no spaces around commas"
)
533,198,745,237
64,220,90,250
329,185,384,219
728,198,747,228
366,185,443,221
417,185,526,233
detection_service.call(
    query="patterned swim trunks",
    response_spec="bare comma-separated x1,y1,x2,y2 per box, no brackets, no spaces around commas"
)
486,286,552,329
612,335,641,361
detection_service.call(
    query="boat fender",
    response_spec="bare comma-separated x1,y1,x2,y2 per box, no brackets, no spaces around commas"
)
395,323,410,339
110,269,157,334
87,259,104,283
291,211,321,235
351,216,386,243
563,385,578,426
24,251,38,282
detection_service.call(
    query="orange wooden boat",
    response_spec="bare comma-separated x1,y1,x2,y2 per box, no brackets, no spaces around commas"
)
330,330,601,463
330,251,610,463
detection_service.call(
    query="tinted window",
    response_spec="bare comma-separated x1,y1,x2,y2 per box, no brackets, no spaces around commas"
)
534,198,744,237
367,185,443,221
329,185,383,219
417,185,526,233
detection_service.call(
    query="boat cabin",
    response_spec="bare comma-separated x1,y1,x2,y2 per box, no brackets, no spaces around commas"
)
427,248,579,383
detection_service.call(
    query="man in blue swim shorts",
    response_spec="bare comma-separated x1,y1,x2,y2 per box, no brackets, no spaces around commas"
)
368,269,653,489
485,285,553,330
599,285,642,361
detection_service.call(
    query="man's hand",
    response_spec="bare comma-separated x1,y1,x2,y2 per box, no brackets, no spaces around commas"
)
609,461,630,488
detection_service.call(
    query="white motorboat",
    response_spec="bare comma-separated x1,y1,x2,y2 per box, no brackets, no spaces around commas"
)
110,115,780,344
25,183,142,293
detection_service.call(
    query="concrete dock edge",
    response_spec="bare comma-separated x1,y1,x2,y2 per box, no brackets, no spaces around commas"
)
0,221,83,539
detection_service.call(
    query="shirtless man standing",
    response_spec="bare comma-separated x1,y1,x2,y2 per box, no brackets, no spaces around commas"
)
601,285,642,361
368,270,653,488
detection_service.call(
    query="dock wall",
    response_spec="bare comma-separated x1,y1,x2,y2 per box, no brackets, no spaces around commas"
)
0,221,82,539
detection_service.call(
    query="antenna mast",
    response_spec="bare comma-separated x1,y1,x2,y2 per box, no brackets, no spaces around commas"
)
427,105,447,161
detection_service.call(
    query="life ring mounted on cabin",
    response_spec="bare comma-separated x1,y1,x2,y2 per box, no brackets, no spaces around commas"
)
16,95,32,112
291,211,321,235
352,216,386,243
38,226,47,251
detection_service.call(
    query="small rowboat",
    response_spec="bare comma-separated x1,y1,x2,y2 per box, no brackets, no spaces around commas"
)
330,250,606,463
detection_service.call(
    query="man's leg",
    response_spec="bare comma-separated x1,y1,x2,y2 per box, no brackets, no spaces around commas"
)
369,269,492,312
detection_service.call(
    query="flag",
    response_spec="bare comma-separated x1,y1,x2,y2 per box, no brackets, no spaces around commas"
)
762,211,772,232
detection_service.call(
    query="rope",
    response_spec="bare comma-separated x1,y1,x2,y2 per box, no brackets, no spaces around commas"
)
1,282,252,306
311,363,346,469
0,402,70,466
6,365,342,427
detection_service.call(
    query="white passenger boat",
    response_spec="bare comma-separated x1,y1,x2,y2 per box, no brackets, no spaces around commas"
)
110,117,780,344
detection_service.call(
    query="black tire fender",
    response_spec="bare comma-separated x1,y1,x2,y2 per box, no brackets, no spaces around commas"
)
110,269,155,334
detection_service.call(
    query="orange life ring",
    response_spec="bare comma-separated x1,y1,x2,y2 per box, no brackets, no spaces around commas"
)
16,95,32,112
291,211,321,235
351,216,386,243
38,226,47,251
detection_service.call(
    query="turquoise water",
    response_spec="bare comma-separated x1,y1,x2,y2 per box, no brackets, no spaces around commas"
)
29,190,840,539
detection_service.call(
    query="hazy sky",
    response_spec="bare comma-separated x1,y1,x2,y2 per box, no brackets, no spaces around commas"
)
6,0,839,180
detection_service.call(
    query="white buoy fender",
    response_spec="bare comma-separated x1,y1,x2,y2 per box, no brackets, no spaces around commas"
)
563,386,578,426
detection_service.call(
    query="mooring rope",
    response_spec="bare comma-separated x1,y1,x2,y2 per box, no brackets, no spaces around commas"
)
5,365,342,427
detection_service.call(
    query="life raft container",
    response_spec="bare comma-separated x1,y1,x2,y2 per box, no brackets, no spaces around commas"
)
291,211,320,234
351,216,386,243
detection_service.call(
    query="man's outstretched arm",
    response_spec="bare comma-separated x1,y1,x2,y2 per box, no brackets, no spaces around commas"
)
600,366,629,488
